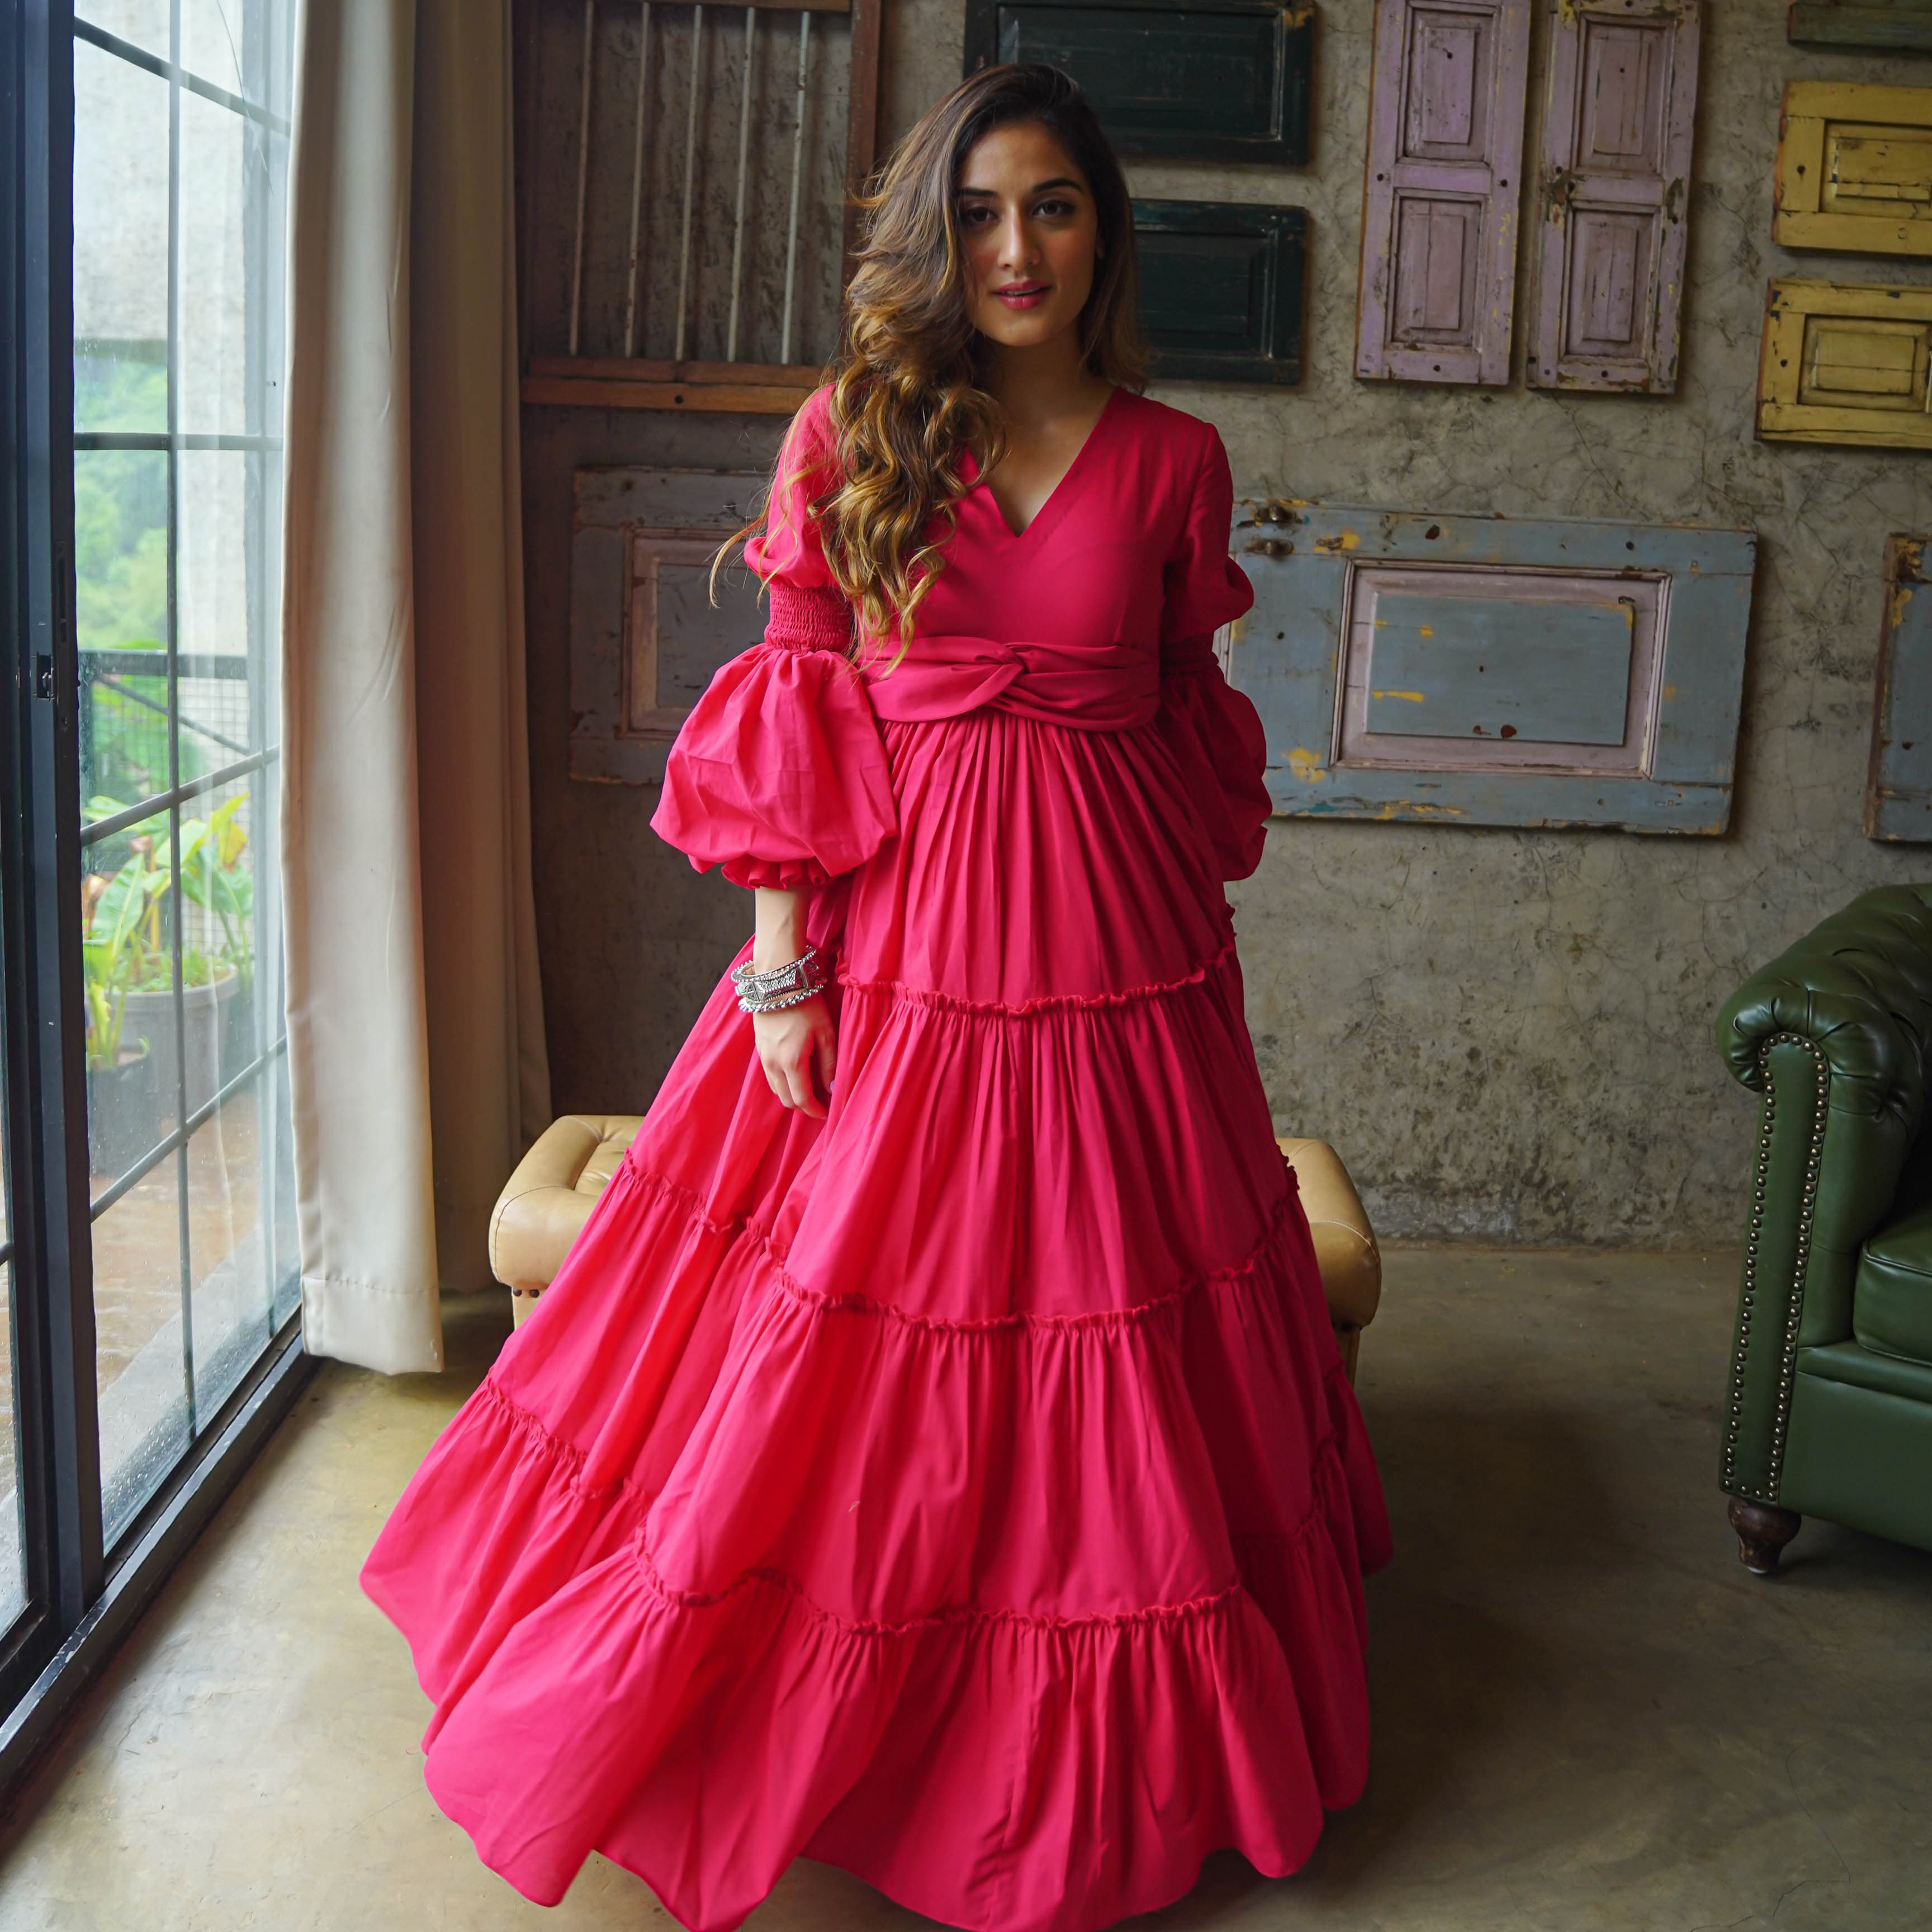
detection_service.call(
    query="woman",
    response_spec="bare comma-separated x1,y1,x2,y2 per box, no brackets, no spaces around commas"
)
362,61,1390,1932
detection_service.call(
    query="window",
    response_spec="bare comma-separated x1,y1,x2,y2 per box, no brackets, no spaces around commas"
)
1,0,311,1769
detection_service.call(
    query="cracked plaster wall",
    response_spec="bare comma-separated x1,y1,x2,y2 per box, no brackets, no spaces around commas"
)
518,1,1932,1247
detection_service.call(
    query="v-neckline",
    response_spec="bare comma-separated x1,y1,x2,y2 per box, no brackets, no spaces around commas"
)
961,385,1123,546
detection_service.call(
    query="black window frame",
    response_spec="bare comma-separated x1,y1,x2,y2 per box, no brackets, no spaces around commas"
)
0,0,315,1791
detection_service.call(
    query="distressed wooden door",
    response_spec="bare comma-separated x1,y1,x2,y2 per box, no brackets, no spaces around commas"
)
1530,0,1701,394
1356,0,1532,386
1775,81,1932,258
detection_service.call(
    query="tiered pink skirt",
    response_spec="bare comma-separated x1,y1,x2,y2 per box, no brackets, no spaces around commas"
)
362,697,1391,1932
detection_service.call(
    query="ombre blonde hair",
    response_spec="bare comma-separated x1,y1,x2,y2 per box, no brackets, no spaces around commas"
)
716,63,1148,662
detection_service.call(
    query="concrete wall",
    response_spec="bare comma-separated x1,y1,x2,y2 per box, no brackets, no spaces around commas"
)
517,2,1932,1247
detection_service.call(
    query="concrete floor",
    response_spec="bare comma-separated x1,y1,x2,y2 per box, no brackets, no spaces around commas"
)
2,1248,1929,1931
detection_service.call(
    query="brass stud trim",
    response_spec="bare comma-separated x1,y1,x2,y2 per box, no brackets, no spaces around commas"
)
1721,1031,1829,1502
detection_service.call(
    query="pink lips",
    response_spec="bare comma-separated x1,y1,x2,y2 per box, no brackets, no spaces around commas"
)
993,284,1049,310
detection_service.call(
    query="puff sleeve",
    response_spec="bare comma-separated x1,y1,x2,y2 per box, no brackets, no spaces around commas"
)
649,387,898,890
1155,426,1272,881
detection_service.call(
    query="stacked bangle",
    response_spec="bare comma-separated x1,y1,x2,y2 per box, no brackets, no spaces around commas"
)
731,944,831,1015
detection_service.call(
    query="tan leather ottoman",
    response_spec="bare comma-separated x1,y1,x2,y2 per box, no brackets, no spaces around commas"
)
489,1114,640,1326
491,1119,1380,1380
1277,1136,1382,1383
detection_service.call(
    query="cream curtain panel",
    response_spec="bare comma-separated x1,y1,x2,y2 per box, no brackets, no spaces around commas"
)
281,0,551,1375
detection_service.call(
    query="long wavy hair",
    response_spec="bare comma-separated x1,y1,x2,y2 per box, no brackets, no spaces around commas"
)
715,63,1148,663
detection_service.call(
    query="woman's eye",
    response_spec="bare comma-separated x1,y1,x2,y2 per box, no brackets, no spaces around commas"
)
1035,198,1075,219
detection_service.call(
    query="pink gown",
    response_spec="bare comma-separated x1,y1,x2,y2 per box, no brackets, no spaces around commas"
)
361,382,1391,1932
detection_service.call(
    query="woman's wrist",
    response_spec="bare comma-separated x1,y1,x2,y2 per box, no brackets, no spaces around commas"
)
751,884,809,972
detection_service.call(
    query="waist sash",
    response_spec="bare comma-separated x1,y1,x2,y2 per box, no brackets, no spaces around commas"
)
859,635,1160,732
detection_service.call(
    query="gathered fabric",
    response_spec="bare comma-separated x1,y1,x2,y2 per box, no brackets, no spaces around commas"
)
362,381,1389,1932
860,633,1164,731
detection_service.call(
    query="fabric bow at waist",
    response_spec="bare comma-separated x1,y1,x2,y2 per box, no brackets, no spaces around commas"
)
858,635,1161,732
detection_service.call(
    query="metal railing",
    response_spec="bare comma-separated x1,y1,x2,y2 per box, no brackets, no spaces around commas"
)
529,0,879,412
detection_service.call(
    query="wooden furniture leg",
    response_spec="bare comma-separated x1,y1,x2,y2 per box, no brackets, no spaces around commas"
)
1729,1497,1802,1575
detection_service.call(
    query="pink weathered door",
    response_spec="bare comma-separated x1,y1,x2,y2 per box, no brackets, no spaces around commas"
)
1356,0,1532,386
1530,1,1702,393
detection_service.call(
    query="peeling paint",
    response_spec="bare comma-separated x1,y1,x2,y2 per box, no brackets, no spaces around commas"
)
1286,747,1330,784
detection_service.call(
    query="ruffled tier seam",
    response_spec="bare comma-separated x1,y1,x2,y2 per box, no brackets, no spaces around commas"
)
469,1377,644,1506
473,1338,1359,1545
836,933,1237,1019
614,1156,1308,1338
773,1180,1299,1336
631,1427,1354,1642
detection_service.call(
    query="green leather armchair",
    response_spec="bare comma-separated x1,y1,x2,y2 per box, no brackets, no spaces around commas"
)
1716,885,1932,1573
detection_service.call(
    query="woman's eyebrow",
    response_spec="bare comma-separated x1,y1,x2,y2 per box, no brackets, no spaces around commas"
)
956,176,1087,198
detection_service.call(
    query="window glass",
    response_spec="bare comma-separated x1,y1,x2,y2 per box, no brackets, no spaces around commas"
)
78,3,171,61
189,1078,271,1420
178,90,251,438
1,842,23,1626
177,449,268,756
93,1161,191,1547
73,41,169,437
72,0,298,1557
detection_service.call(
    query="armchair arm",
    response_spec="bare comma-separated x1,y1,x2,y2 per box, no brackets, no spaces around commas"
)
1715,886,1932,1501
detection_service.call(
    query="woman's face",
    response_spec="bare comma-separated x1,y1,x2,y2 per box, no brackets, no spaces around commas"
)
953,121,1100,354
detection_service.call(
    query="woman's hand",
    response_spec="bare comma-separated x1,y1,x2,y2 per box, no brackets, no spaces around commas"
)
753,995,836,1117
750,883,836,1117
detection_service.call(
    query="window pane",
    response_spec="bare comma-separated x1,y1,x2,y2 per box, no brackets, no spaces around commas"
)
178,450,270,754
78,3,171,60
182,0,244,93
183,0,295,118
268,1050,299,1330
74,0,297,1561
74,41,169,435
188,1078,271,1419
178,91,249,437
81,809,182,1206
1,1258,21,1632
2,844,23,1628
77,447,174,826
93,1156,191,1547
173,773,265,1086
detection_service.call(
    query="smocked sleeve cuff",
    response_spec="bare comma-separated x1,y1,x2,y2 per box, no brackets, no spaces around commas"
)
1157,634,1272,881
650,637,897,889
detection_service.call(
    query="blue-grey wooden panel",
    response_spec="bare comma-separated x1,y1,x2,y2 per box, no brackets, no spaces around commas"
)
1226,503,1757,832
1865,536,1932,840
1365,590,1635,744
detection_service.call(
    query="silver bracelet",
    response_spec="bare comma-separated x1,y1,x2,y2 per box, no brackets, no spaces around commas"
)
731,944,831,1015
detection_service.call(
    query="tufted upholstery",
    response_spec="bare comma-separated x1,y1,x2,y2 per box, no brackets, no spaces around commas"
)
488,1115,640,1323
1716,886,1932,1565
488,1117,1382,1381
1720,884,1932,1125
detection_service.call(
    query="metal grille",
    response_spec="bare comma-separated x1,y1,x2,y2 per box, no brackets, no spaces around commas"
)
523,0,880,411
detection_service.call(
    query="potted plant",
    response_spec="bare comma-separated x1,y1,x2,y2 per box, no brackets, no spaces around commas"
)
174,794,259,1086
83,801,242,1124
81,868,161,1176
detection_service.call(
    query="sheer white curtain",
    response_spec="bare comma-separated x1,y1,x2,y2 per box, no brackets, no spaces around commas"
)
281,0,550,1375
